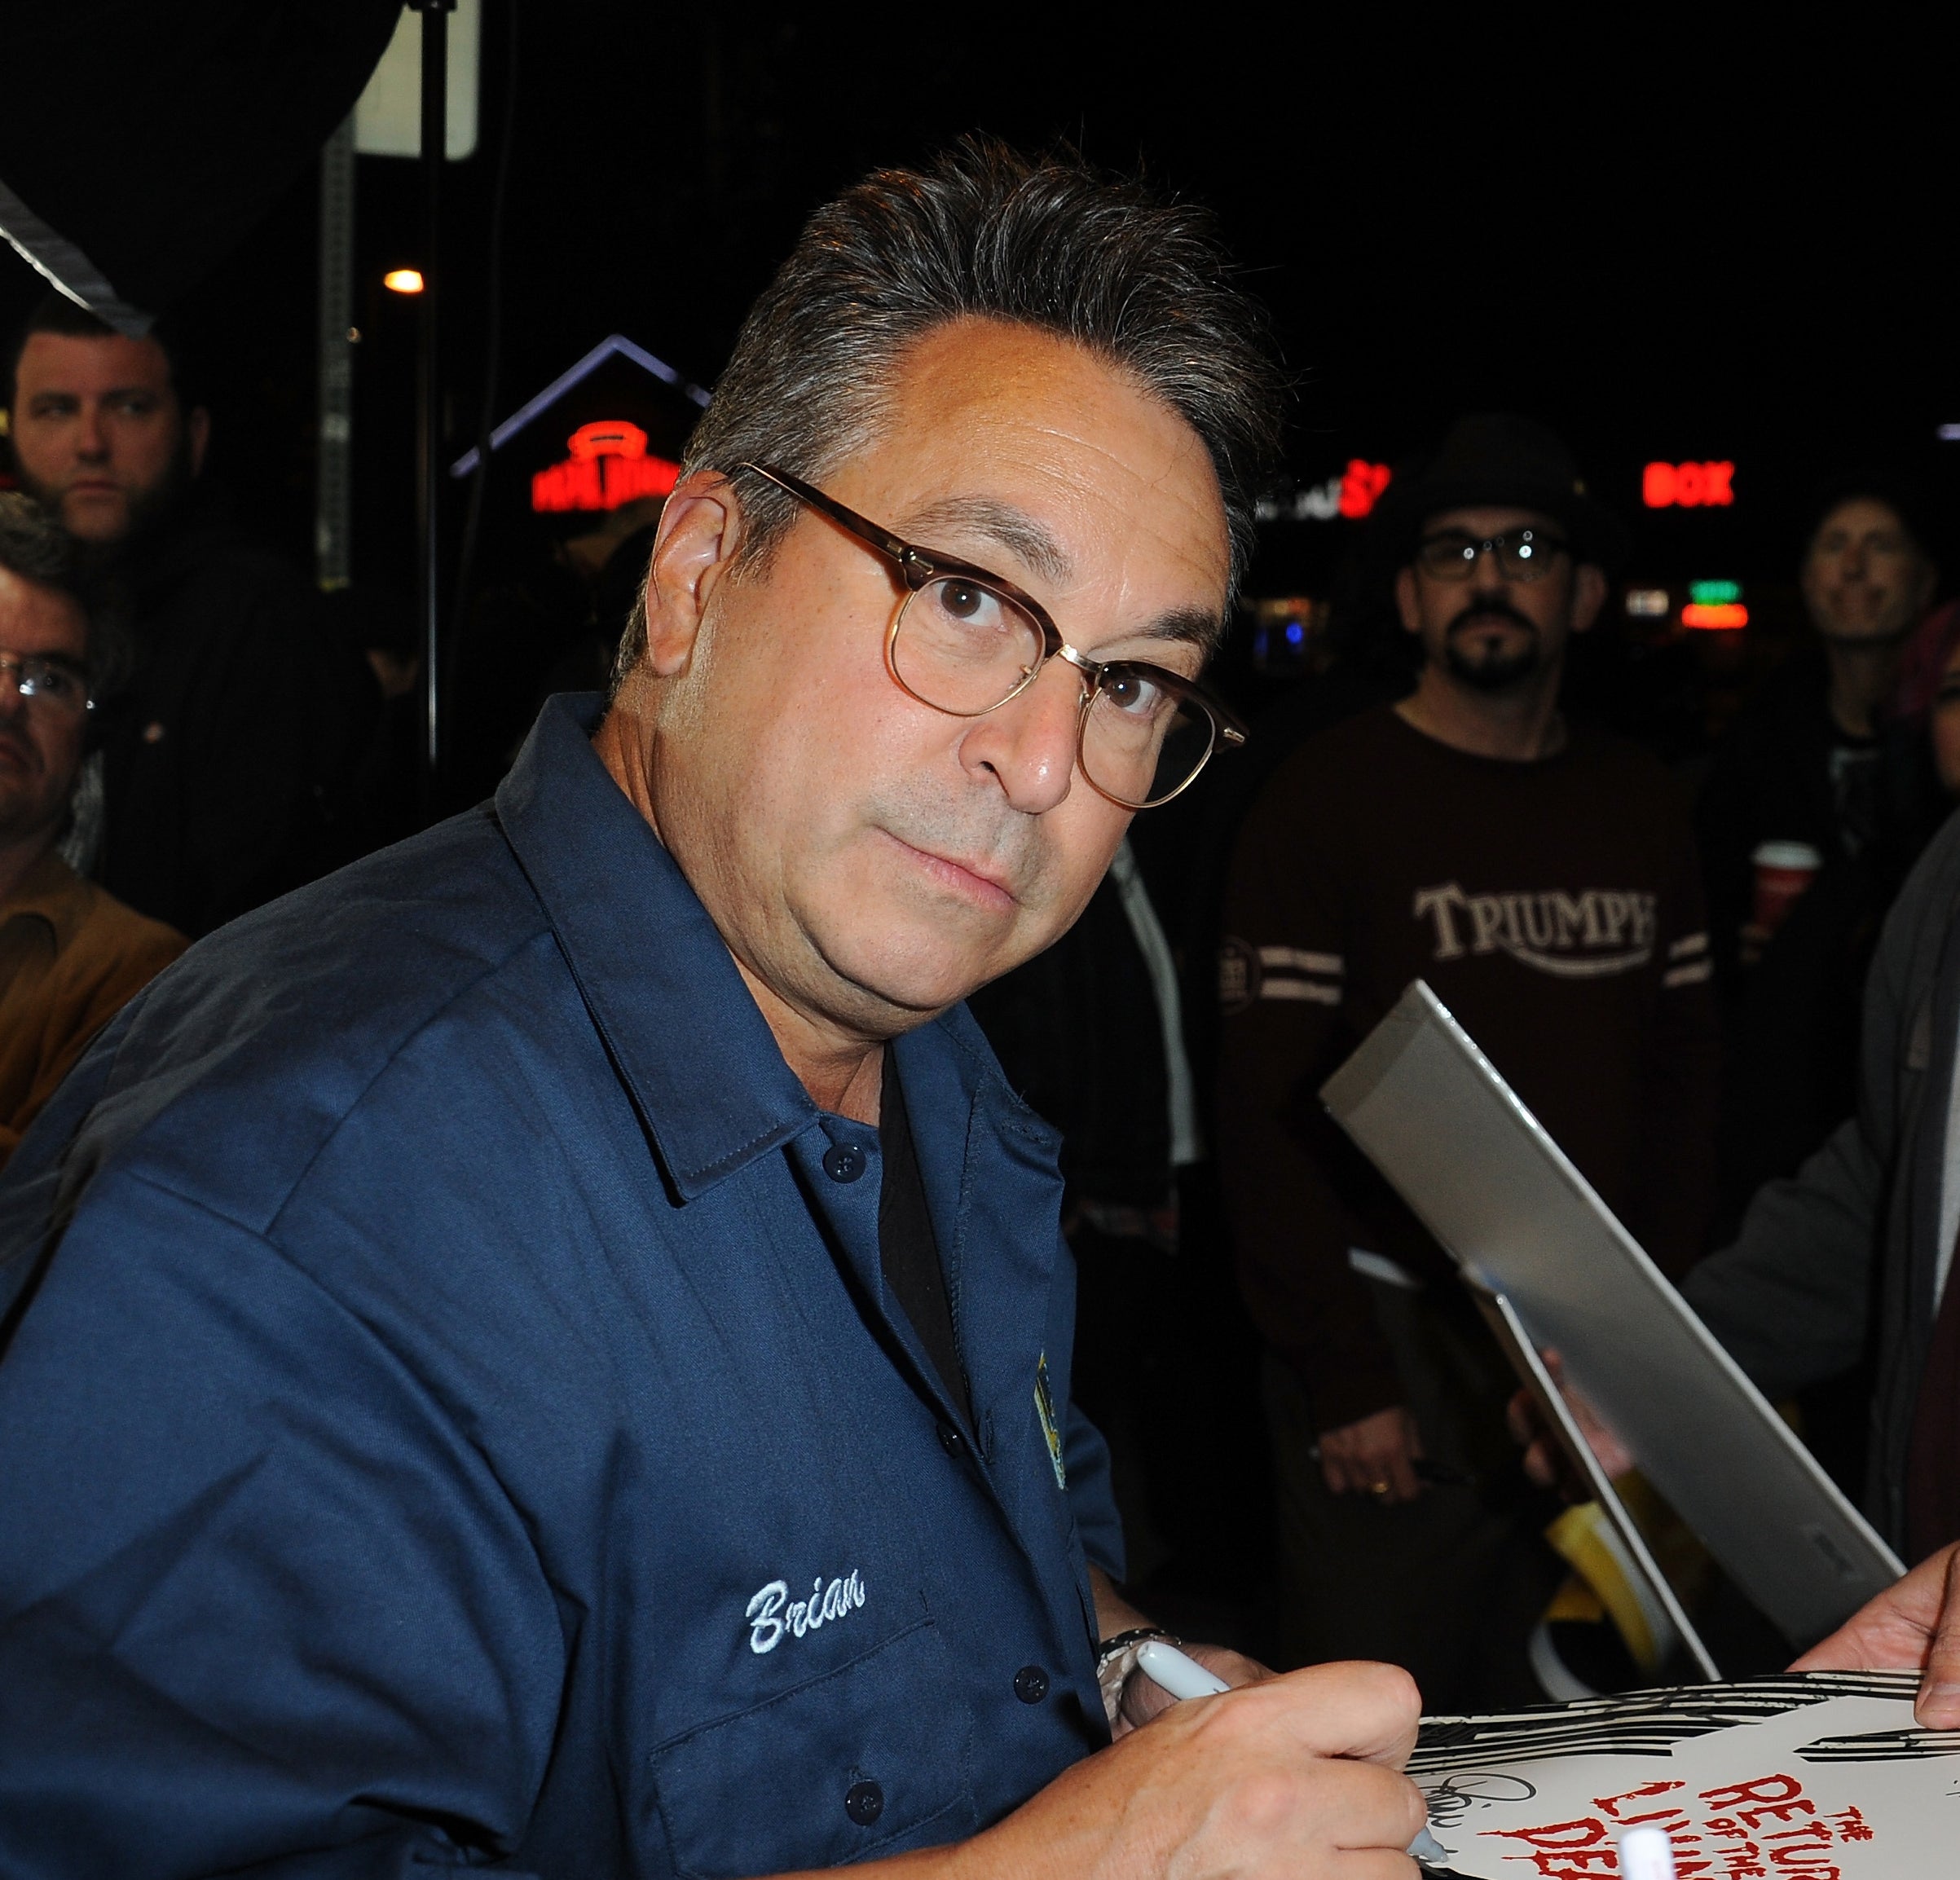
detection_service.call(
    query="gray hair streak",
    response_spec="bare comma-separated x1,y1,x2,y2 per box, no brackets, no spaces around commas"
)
613,137,1283,690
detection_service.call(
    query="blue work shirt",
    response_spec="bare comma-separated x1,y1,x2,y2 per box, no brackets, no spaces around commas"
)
0,695,1123,1879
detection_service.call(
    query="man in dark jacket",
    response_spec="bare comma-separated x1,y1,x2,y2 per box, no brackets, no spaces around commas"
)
6,293,356,936
1548,808,1960,1727
1686,805,1960,1569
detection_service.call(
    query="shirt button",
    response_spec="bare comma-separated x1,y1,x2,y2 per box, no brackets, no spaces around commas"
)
844,1778,884,1826
1013,1664,1050,1705
936,1424,964,1455
823,1143,866,1183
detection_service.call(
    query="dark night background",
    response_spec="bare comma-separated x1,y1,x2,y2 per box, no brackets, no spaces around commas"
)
5,5,1955,645
1,0,1953,1675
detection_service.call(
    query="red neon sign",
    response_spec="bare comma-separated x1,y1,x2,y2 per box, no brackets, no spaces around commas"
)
1339,458,1392,517
1643,460,1735,509
1680,601,1749,630
531,420,680,513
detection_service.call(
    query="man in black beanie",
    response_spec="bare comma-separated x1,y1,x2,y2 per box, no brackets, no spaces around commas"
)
1218,413,1722,1706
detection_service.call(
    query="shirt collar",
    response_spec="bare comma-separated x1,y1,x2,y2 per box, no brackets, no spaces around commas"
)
1,848,88,952
494,693,818,1200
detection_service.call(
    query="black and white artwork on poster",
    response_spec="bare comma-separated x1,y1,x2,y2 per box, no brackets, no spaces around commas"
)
1407,1673,1960,1876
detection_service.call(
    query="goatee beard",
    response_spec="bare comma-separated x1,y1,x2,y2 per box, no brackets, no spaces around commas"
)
1444,636,1542,692
1441,601,1543,693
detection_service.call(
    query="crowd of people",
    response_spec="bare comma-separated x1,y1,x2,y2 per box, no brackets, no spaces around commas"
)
0,292,428,1153
0,138,1956,1877
973,413,1960,1703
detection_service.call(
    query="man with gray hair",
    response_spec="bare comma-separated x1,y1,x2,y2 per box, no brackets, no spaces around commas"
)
0,144,1425,1876
0,492,181,1165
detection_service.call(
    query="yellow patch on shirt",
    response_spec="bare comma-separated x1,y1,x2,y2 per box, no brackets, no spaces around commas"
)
1034,1351,1066,1490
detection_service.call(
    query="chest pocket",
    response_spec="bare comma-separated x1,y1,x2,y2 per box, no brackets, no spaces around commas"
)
647,1617,976,1878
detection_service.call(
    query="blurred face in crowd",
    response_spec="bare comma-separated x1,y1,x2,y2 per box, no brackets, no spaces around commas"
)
614,317,1229,1041
0,565,89,855
1802,497,1936,645
9,332,209,546
1394,504,1605,693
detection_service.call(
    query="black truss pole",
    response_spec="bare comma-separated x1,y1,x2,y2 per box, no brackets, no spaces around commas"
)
412,0,455,817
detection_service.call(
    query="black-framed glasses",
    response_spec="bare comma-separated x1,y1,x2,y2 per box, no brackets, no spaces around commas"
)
1415,528,1570,584
0,649,90,715
733,462,1248,809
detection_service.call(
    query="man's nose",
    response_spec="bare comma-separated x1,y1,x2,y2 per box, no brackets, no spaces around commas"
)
75,401,108,459
957,659,1083,814
0,667,31,723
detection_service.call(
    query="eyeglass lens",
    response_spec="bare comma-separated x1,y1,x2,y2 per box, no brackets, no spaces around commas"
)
892,576,1214,808
1417,533,1565,583
0,652,86,711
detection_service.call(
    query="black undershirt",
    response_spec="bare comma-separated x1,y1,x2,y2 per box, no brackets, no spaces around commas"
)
879,1062,973,1432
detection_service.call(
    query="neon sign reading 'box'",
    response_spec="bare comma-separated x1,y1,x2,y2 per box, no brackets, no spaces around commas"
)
1642,460,1735,509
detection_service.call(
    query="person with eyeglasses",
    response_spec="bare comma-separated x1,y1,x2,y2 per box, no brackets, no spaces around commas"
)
0,491,183,1168
0,145,1431,1879
1217,412,1722,1708
6,293,365,939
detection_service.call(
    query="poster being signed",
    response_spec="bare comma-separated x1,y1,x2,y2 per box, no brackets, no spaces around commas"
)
1410,1673,1959,1876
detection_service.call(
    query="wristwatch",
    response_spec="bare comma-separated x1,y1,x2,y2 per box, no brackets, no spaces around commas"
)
1094,1624,1179,1726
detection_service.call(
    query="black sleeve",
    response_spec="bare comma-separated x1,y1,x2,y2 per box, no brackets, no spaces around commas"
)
178,578,341,931
1214,769,1404,1430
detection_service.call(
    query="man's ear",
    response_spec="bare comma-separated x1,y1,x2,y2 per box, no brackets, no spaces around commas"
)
1393,565,1423,635
186,406,211,478
637,471,744,680
1569,561,1609,636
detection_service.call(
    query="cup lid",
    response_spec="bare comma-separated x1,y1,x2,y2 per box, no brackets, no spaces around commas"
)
1751,840,1824,870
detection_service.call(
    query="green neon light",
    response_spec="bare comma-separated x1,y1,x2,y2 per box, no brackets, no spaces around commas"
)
1689,579,1742,605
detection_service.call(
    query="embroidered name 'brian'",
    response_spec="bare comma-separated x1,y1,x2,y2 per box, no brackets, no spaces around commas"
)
745,1570,866,1654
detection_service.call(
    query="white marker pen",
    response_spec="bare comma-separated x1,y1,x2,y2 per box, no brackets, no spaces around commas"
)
1135,1638,1230,1698
1130,1640,1453,1870
1619,1825,1680,1880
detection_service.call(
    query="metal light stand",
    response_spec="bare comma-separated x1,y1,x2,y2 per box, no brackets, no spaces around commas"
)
412,0,456,817
315,116,355,594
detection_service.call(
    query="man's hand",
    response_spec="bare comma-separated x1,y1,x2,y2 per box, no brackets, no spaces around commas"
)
800,1573,1426,1880
1791,1540,1960,1728
1505,1349,1634,1494
1319,1406,1425,1503
1119,1640,1274,1734
945,1659,1427,1880
1089,1565,1275,1737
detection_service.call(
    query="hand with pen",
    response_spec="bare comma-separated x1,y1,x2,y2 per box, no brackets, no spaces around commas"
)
952,1655,1429,1879
767,1646,1429,1880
